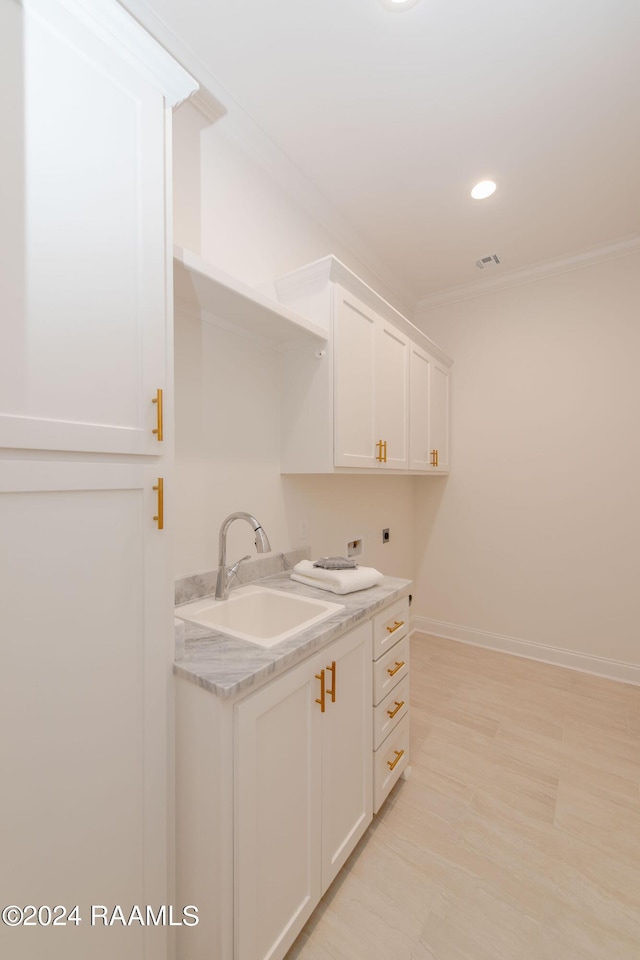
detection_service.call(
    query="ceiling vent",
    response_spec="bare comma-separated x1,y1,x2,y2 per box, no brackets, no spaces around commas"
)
475,254,501,270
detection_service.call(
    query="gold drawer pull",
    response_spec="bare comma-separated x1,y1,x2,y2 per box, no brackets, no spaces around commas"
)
152,388,164,441
387,660,405,677
386,619,405,634
153,478,164,530
387,700,405,719
387,749,405,771
315,669,326,713
430,448,439,467
326,660,336,703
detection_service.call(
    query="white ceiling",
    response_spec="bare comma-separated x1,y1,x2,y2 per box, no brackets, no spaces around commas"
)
122,0,640,304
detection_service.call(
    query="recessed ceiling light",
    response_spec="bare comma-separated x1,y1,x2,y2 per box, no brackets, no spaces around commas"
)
471,180,497,200
380,0,422,11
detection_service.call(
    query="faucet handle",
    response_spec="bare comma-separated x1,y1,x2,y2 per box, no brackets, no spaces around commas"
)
228,555,251,578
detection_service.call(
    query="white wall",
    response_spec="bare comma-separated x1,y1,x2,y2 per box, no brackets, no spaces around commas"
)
172,103,640,678
173,313,287,577
413,253,640,672
173,309,417,581
281,474,416,581
172,105,417,582
173,102,411,310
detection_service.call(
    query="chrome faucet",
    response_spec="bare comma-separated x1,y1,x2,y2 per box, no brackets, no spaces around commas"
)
215,512,272,600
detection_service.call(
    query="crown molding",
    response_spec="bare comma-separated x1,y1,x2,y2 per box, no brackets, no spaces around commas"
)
186,89,226,126
43,0,197,106
414,234,640,315
275,255,453,367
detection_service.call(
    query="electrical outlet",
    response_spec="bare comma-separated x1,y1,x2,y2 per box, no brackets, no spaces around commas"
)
382,528,390,544
347,538,363,558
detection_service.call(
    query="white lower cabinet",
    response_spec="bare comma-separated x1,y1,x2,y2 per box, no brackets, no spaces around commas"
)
175,593,412,960
371,597,411,813
374,674,410,750
374,716,411,813
235,621,372,960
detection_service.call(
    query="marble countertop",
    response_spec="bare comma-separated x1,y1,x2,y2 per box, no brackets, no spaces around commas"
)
173,572,412,701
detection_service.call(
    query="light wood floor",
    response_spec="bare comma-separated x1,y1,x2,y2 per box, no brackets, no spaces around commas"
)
286,633,640,960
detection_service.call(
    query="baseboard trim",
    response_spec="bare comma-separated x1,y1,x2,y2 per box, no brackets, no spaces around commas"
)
412,617,640,686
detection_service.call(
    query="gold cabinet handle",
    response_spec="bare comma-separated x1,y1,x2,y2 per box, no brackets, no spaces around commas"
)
386,619,405,635
375,439,388,463
387,700,405,719
387,748,405,771
430,449,438,467
387,660,405,678
326,660,336,703
315,669,326,713
153,477,164,530
152,388,164,441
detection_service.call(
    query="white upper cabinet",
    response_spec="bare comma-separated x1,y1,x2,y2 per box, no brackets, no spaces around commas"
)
409,342,450,471
408,342,432,470
333,289,377,467
277,256,452,474
0,0,193,456
428,355,451,471
376,317,410,470
334,287,409,469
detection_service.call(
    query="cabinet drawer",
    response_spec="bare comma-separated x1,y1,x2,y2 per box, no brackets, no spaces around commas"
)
372,596,409,660
373,674,409,750
373,634,409,705
374,715,409,813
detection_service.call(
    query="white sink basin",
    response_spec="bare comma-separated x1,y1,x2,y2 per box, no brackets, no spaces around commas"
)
175,585,344,648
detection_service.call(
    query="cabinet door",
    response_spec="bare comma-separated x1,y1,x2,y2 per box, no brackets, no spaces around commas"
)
429,358,450,470
0,0,167,455
409,343,450,472
333,289,409,470
333,287,378,467
409,342,432,470
235,658,323,960
376,320,409,469
320,621,373,891
0,460,171,960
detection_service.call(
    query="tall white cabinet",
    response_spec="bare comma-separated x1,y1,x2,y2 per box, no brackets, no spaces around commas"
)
0,2,196,959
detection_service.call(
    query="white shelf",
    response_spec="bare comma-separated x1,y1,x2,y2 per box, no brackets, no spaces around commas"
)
173,247,328,344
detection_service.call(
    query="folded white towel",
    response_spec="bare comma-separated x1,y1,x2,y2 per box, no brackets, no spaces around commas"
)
291,560,384,595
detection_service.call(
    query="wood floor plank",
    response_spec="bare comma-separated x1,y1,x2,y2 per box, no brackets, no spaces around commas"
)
286,634,640,959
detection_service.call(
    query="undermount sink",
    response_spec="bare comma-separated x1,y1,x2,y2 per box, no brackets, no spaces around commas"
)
175,585,344,648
